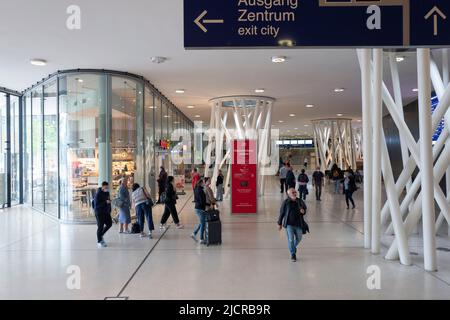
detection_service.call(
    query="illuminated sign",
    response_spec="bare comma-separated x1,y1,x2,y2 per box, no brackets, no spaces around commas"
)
184,0,450,48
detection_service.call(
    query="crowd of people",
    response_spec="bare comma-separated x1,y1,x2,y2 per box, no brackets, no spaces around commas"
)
278,161,359,208
92,166,225,248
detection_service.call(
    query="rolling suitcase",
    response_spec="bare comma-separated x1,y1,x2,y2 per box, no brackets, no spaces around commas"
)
206,220,222,246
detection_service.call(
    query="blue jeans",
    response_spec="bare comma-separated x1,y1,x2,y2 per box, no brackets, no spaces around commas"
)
286,225,302,256
136,202,154,233
333,179,340,193
193,209,206,240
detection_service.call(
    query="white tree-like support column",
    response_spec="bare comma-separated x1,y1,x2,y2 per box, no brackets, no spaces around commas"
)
204,96,276,198
312,118,357,172
357,48,450,271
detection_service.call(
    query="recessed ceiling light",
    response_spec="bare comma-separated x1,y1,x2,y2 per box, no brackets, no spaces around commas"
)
175,89,185,94
357,119,362,122
412,88,418,92
294,127,298,130
337,113,343,117
255,88,265,93
148,106,155,109
334,88,345,93
396,56,405,62
151,56,167,64
305,104,315,108
278,120,284,123
271,56,286,63
289,114,295,117
30,59,47,66
187,105,195,109
195,115,201,118
164,115,170,118
76,78,83,83
304,124,309,127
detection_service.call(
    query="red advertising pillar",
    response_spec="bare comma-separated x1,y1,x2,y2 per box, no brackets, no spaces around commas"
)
231,139,257,214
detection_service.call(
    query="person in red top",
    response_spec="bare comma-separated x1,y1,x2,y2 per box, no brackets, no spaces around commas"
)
191,168,200,190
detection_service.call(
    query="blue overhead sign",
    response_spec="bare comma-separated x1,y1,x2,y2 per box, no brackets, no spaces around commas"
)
184,0,450,48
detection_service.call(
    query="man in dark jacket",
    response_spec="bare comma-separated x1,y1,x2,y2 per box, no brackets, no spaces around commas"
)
297,169,309,200
160,176,183,229
192,179,207,243
278,188,307,262
157,166,168,204
285,165,296,192
312,166,325,201
94,181,112,248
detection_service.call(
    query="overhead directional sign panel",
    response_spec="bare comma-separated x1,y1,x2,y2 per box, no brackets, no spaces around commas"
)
184,0,450,48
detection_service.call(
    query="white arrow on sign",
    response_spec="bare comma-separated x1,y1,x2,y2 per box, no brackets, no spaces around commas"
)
194,10,224,33
425,6,446,36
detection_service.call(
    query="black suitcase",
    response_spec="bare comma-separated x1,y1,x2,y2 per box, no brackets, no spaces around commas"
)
205,220,222,246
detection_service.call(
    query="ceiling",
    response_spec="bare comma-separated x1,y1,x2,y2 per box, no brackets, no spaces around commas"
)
0,0,428,137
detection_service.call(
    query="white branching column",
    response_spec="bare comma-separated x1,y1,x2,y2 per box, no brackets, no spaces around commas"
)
357,48,450,271
312,118,357,172
204,96,276,198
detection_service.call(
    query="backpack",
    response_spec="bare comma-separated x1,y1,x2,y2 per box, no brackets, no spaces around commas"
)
332,170,339,178
299,174,308,183
131,223,141,234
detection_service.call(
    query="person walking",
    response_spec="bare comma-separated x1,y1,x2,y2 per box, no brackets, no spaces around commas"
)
157,166,168,204
279,163,288,193
312,166,325,201
297,169,309,200
191,168,200,202
330,164,342,194
342,171,357,209
204,177,217,211
216,170,224,201
117,177,131,233
285,165,296,192
191,179,207,244
303,157,308,168
160,176,184,230
132,183,154,238
278,188,307,262
94,181,113,248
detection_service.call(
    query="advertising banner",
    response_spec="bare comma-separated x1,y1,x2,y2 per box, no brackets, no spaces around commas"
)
174,175,186,194
231,139,257,214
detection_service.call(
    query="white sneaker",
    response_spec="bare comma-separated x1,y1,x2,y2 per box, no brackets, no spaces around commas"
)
140,233,146,238
98,240,107,248
176,224,184,229
148,232,153,239
159,224,166,230
190,233,197,241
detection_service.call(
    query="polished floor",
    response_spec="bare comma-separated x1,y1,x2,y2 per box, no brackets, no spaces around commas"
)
0,176,450,300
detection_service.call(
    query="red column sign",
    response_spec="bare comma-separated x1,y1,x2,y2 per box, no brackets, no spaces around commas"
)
231,140,257,214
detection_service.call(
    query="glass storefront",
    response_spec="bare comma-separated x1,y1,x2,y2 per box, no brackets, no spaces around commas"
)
0,89,22,208
18,70,193,223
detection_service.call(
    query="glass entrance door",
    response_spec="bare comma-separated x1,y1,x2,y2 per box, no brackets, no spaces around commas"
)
0,93,7,208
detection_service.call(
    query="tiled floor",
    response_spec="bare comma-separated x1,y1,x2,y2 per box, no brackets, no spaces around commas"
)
0,176,449,300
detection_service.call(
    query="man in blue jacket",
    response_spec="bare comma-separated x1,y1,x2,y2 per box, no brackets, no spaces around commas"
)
278,188,307,262
94,181,112,248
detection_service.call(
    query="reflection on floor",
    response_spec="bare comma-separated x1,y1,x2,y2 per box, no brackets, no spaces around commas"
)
0,176,449,299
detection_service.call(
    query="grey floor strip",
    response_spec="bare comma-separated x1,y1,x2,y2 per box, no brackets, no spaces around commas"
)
114,194,193,298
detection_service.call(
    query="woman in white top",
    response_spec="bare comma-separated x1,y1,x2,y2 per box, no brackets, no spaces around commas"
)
131,183,154,238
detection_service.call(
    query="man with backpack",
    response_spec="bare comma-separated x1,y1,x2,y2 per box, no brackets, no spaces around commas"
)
312,166,325,201
93,181,113,248
278,188,308,262
297,169,309,201
285,165,296,192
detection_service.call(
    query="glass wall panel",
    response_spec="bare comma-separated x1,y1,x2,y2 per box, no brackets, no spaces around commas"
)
0,94,6,207
111,77,138,197
10,95,20,205
59,74,104,222
43,81,58,216
144,87,156,199
32,88,44,210
24,93,32,205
